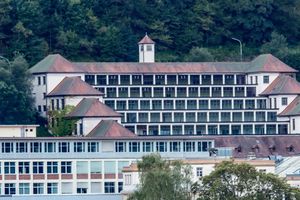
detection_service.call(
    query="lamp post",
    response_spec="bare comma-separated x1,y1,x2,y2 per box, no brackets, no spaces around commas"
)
231,37,243,62
0,56,11,72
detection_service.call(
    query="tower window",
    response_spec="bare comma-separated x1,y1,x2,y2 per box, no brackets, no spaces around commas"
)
282,97,288,106
263,76,269,83
146,45,152,51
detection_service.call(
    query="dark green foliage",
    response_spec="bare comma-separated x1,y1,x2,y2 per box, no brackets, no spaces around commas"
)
197,161,297,200
0,55,36,124
128,154,194,200
1,0,300,66
185,47,214,62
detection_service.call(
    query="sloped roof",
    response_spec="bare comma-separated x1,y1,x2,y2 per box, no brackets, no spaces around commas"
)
138,34,155,44
87,120,136,138
47,77,103,97
30,53,297,74
260,75,300,96
29,54,83,74
214,135,300,158
248,54,297,73
279,96,300,116
67,98,121,118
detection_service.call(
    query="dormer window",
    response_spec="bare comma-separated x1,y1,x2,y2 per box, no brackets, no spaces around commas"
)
282,97,288,106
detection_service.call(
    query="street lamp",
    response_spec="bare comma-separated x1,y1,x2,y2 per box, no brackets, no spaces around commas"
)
0,56,11,72
231,37,243,62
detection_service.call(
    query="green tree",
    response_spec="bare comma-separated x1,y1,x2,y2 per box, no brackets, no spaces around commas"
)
185,47,214,62
197,161,296,200
48,105,76,137
260,31,289,59
0,55,36,124
128,154,193,200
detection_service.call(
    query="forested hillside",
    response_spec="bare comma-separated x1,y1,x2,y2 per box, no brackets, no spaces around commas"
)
1,0,300,68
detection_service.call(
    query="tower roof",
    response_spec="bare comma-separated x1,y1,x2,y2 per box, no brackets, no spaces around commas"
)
47,77,103,97
138,34,155,44
67,98,121,118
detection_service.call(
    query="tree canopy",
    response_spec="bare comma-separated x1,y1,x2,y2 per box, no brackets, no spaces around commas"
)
1,0,300,68
128,154,194,200
0,55,36,124
197,161,298,200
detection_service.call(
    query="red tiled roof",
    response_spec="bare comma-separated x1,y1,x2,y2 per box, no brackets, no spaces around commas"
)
47,77,103,97
248,54,297,73
29,54,83,74
260,75,300,96
86,120,136,138
279,96,300,116
67,98,121,118
30,54,298,74
138,34,155,44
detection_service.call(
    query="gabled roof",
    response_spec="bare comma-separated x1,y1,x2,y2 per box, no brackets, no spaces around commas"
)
279,96,300,116
47,77,103,97
67,98,121,118
87,120,136,138
260,75,300,96
29,54,83,74
248,54,297,73
138,34,155,44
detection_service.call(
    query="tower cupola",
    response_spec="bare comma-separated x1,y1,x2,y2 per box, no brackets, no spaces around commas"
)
138,33,155,63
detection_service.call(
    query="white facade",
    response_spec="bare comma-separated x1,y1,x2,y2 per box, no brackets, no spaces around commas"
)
0,125,38,137
138,43,155,63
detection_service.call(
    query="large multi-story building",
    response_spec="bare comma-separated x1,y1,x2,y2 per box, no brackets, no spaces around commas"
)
31,34,300,136
1,35,300,199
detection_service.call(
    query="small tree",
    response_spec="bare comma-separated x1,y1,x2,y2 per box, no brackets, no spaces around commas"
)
197,161,296,200
185,47,214,62
128,154,194,200
48,105,76,137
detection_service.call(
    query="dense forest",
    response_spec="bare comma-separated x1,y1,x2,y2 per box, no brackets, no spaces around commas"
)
1,0,300,68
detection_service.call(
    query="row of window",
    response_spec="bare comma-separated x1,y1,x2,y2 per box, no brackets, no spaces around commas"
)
115,141,213,153
2,181,122,195
85,74,247,86
123,124,289,135
36,76,46,86
0,160,129,175
1,141,99,153
121,111,277,123
101,86,255,98
105,99,268,111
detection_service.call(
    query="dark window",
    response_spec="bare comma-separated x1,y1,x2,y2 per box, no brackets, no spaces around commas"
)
120,75,130,85
178,75,188,85
213,75,223,84
202,75,211,85
263,76,269,83
143,75,153,85
165,87,175,97
167,75,176,84
107,88,116,97
236,75,245,84
246,87,256,97
85,75,95,85
108,75,118,85
282,97,288,106
225,75,234,84
132,75,141,85
130,87,140,97
155,75,165,85
190,75,200,85
96,75,107,85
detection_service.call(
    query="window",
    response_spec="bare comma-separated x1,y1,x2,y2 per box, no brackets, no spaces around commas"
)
175,100,185,109
221,112,231,122
293,119,296,131
184,142,195,152
143,142,153,152
4,162,15,174
85,75,95,85
178,75,188,85
152,100,162,110
167,75,176,84
61,161,72,174
91,161,102,174
190,75,200,85
177,87,187,97
143,75,153,85
96,75,106,85
33,162,43,174
165,87,175,97
19,183,30,194
125,174,132,185
282,97,288,106
146,45,152,51
263,75,269,83
30,142,42,153
74,142,85,152
120,75,130,85
2,142,13,153
118,87,128,97
47,162,58,174
202,75,211,85
170,142,181,152
115,142,126,152
209,112,219,122
155,75,165,85
196,167,203,177
47,183,58,194
197,112,207,122
77,161,88,174
33,183,44,194
5,183,16,195
130,87,140,97
129,142,140,152
45,142,56,153
127,113,137,123
140,100,150,109
132,75,141,85
16,142,27,153
104,182,115,193
188,88,198,97
156,142,167,152
107,88,117,97
77,183,88,194
223,87,233,97
118,182,123,193
108,75,118,85
37,76,41,85
19,162,30,174
59,142,70,153
210,100,220,109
